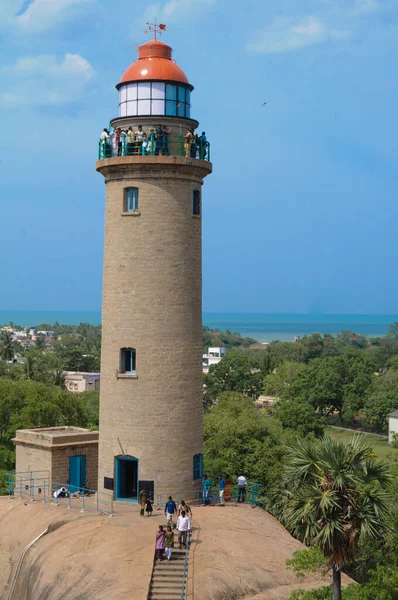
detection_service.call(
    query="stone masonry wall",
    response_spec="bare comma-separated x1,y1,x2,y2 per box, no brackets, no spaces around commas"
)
97,158,211,497
51,444,99,490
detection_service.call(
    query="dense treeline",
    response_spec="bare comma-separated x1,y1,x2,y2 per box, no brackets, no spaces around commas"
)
204,324,398,435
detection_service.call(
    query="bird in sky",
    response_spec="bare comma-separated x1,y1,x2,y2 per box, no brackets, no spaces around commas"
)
260,101,269,106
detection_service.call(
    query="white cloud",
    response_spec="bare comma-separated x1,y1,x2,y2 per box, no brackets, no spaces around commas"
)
245,16,346,54
0,0,95,34
245,0,379,54
0,53,94,108
143,0,217,24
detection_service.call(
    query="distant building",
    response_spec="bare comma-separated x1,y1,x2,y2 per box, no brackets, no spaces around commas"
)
203,347,226,372
64,372,100,393
388,410,398,444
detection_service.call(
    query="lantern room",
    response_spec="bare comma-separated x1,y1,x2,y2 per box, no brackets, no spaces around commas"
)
116,40,193,119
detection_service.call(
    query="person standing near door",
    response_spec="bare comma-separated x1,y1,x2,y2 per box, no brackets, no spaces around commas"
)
164,496,177,528
139,487,148,516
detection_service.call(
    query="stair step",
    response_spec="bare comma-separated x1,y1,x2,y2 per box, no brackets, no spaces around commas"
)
151,583,182,590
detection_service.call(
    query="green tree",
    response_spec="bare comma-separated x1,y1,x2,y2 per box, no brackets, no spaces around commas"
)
203,393,288,488
0,330,15,362
263,361,306,399
364,370,398,432
285,436,391,600
35,335,46,350
23,349,64,386
275,396,325,437
387,322,398,340
203,352,263,408
291,357,345,415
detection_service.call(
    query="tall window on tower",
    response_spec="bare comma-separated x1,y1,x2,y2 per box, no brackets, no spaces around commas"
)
124,188,139,213
193,190,201,216
120,348,136,374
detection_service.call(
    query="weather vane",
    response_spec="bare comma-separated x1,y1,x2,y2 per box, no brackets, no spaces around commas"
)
145,18,167,41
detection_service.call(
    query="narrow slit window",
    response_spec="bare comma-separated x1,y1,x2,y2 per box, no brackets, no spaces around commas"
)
120,348,136,374
193,453,203,481
193,190,201,216
124,188,139,212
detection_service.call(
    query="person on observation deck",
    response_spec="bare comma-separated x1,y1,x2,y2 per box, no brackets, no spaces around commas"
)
162,125,172,156
126,126,134,155
184,128,194,158
199,131,207,159
134,125,144,155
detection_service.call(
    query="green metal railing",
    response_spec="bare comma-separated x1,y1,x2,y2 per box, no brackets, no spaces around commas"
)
7,471,114,517
98,134,210,162
181,529,191,600
155,482,262,508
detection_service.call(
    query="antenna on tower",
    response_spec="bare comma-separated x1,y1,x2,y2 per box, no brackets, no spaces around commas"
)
145,18,167,41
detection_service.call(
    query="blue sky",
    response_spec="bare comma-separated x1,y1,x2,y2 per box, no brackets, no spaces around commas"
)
0,0,397,314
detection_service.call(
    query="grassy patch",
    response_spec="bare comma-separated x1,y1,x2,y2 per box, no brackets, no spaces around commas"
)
326,427,398,459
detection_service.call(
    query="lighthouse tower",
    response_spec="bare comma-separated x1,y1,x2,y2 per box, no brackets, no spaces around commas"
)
96,30,212,501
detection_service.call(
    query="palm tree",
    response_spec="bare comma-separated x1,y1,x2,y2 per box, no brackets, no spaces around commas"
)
285,435,391,600
0,330,15,361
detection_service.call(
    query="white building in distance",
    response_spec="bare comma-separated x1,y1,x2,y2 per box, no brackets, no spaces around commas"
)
388,410,398,444
203,347,226,373
64,372,100,393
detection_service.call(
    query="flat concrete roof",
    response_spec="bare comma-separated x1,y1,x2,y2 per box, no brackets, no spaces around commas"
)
13,426,99,448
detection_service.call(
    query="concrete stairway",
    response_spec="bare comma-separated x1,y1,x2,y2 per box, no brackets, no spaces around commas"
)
147,530,188,600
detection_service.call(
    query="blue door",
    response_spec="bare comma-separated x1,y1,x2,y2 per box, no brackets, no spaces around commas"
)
69,456,87,493
115,457,138,502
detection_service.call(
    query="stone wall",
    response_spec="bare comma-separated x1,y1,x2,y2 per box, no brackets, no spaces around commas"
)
51,444,99,490
97,156,212,496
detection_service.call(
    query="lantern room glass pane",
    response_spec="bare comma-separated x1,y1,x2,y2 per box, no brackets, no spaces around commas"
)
165,100,177,116
177,86,186,102
151,99,165,115
137,82,151,99
120,103,127,117
186,89,191,106
137,99,151,114
177,102,185,118
185,104,190,118
165,84,177,101
120,86,127,103
152,82,165,99
127,83,137,101
126,101,137,116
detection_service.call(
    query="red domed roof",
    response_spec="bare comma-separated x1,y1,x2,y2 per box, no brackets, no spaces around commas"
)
118,40,190,88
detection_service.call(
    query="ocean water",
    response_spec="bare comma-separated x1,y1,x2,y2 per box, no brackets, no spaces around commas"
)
0,311,397,342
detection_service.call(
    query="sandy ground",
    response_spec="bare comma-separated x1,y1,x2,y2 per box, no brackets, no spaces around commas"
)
0,498,351,600
187,504,351,600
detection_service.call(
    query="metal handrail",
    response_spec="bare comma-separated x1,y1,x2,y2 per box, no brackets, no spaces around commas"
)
180,529,191,600
156,482,262,508
7,472,114,517
98,133,210,161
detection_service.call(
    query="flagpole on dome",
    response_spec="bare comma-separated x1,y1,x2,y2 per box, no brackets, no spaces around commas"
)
144,18,167,41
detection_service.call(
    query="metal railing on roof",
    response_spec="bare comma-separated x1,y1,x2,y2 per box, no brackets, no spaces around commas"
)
98,133,210,162
6,471,114,517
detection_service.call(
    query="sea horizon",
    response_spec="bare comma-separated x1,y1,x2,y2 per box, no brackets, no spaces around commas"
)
1,310,397,342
